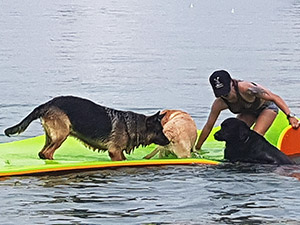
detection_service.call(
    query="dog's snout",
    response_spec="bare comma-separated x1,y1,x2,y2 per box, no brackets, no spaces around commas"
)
214,132,218,138
161,136,170,146
214,130,223,141
153,132,170,146
214,132,219,140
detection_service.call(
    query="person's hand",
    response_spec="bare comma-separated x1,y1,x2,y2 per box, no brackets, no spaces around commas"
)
289,116,300,129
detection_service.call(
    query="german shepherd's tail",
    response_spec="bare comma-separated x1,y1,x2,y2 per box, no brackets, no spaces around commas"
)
4,104,47,137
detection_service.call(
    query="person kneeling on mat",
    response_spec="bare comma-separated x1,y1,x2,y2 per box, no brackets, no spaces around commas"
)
196,70,299,150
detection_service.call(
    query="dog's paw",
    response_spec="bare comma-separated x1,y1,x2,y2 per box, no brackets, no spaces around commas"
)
191,150,203,158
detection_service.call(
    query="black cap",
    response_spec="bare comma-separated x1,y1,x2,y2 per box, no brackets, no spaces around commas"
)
209,70,232,97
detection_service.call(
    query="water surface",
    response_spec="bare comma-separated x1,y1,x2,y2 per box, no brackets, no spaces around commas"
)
1,0,300,224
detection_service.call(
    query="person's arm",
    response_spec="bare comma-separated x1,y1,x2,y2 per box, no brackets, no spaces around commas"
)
195,98,227,150
247,83,299,129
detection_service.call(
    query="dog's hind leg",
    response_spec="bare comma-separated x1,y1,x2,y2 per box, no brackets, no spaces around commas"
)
38,110,71,160
39,134,51,159
172,141,191,158
39,135,68,160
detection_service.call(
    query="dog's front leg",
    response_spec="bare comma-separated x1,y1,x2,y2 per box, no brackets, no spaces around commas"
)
143,147,160,159
108,146,126,161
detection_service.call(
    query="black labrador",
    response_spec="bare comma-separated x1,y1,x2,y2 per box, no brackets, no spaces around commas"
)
214,118,295,165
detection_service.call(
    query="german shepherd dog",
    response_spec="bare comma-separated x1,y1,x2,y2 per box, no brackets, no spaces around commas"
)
144,110,197,159
4,96,170,161
214,118,295,165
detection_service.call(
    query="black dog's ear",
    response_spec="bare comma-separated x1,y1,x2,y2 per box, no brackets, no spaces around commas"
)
239,122,250,142
146,111,161,127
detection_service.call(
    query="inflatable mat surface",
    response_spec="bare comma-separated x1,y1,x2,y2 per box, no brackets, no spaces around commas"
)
0,111,289,177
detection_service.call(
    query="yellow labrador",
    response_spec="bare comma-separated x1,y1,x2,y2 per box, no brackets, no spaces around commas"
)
144,109,197,159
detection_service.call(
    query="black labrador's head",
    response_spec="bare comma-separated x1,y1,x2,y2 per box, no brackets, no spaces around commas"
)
214,118,250,143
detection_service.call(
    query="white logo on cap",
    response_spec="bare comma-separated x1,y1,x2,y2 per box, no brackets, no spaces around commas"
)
214,77,224,89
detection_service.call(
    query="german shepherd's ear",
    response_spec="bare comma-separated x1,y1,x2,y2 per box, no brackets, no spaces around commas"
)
158,111,167,122
146,111,162,127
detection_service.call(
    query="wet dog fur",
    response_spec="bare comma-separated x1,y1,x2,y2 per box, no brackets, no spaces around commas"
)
144,109,197,159
214,118,295,165
4,96,170,161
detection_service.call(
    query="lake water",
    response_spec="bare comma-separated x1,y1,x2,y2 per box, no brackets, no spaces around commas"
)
1,0,300,224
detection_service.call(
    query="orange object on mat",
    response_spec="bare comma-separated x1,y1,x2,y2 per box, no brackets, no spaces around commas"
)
278,126,300,156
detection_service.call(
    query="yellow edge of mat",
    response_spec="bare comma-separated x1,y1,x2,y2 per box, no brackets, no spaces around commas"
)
0,159,220,177
277,125,291,150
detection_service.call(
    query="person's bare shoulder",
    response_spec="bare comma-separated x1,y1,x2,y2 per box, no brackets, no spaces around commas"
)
239,81,269,97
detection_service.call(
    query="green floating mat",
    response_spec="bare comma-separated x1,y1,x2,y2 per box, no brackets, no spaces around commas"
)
0,111,288,177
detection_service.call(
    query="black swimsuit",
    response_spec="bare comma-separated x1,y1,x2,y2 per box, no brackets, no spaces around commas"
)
221,79,278,117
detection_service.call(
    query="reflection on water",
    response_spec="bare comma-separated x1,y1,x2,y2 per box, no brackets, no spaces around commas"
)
1,0,300,224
